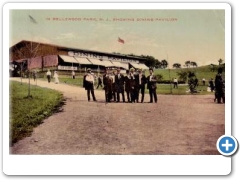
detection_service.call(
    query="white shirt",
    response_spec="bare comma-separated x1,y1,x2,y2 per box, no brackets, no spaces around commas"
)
139,73,142,84
46,71,51,76
85,73,94,83
149,74,153,82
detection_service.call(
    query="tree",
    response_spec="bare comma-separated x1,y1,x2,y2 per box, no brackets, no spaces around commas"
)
185,60,191,68
155,74,163,82
209,64,215,72
161,59,168,69
190,61,198,67
140,55,158,68
176,70,188,83
172,63,181,69
155,60,162,69
218,58,223,65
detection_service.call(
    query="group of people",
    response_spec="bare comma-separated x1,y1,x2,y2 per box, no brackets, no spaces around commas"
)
83,67,158,103
46,69,59,84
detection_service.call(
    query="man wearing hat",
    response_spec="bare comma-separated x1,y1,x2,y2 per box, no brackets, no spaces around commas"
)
129,67,137,103
115,68,125,102
124,70,131,103
147,68,157,103
135,68,147,103
83,68,97,101
103,68,113,102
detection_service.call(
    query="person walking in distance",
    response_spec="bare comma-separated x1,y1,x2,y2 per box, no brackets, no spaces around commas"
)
53,71,59,84
96,75,103,89
83,68,97,102
46,69,51,83
147,68,157,103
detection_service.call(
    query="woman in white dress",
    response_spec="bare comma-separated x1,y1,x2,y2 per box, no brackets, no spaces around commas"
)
53,71,59,84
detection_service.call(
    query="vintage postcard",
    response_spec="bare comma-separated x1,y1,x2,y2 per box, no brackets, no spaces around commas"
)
3,2,232,175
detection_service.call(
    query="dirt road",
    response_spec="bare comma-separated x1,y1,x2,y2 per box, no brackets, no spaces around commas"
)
10,77,224,155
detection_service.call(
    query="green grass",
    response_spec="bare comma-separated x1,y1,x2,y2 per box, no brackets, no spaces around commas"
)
10,81,65,145
149,65,225,83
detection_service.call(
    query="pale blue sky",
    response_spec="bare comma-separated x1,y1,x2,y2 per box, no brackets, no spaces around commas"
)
10,9,225,67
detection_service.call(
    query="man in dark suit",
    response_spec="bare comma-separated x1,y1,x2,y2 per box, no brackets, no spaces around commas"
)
83,68,97,102
147,68,157,103
124,70,131,103
129,68,137,103
103,69,113,102
115,68,125,102
135,68,147,103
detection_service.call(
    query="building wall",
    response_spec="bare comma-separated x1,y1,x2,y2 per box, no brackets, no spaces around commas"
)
10,41,59,61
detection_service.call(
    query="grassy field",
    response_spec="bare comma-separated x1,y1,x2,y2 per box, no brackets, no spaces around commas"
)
146,65,225,83
9,81,64,145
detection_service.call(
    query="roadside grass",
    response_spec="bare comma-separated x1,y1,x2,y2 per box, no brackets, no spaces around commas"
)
10,81,65,146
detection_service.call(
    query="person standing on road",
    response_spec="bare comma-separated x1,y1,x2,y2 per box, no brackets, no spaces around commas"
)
124,70,131,103
214,68,225,103
115,68,125,102
83,68,97,102
147,68,157,103
135,68,147,103
103,69,113,102
53,71,59,84
46,69,51,83
129,68,137,103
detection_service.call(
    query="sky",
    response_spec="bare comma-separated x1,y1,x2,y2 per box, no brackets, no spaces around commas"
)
9,9,225,67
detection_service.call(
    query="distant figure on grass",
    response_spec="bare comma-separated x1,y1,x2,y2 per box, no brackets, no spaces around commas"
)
46,69,51,83
72,71,75,79
53,71,59,84
147,68,157,103
33,70,37,81
209,78,214,92
173,78,178,88
83,68,97,102
202,78,206,86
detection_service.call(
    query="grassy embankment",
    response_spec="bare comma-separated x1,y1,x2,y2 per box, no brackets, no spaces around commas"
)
10,81,65,145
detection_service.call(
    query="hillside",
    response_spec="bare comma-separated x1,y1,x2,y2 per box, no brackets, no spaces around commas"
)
147,64,225,83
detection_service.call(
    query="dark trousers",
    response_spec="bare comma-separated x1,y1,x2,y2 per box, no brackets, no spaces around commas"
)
149,88,157,103
138,85,145,103
96,83,103,89
105,90,112,102
47,75,51,83
125,91,131,102
117,91,125,102
87,87,96,101
174,82,178,88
